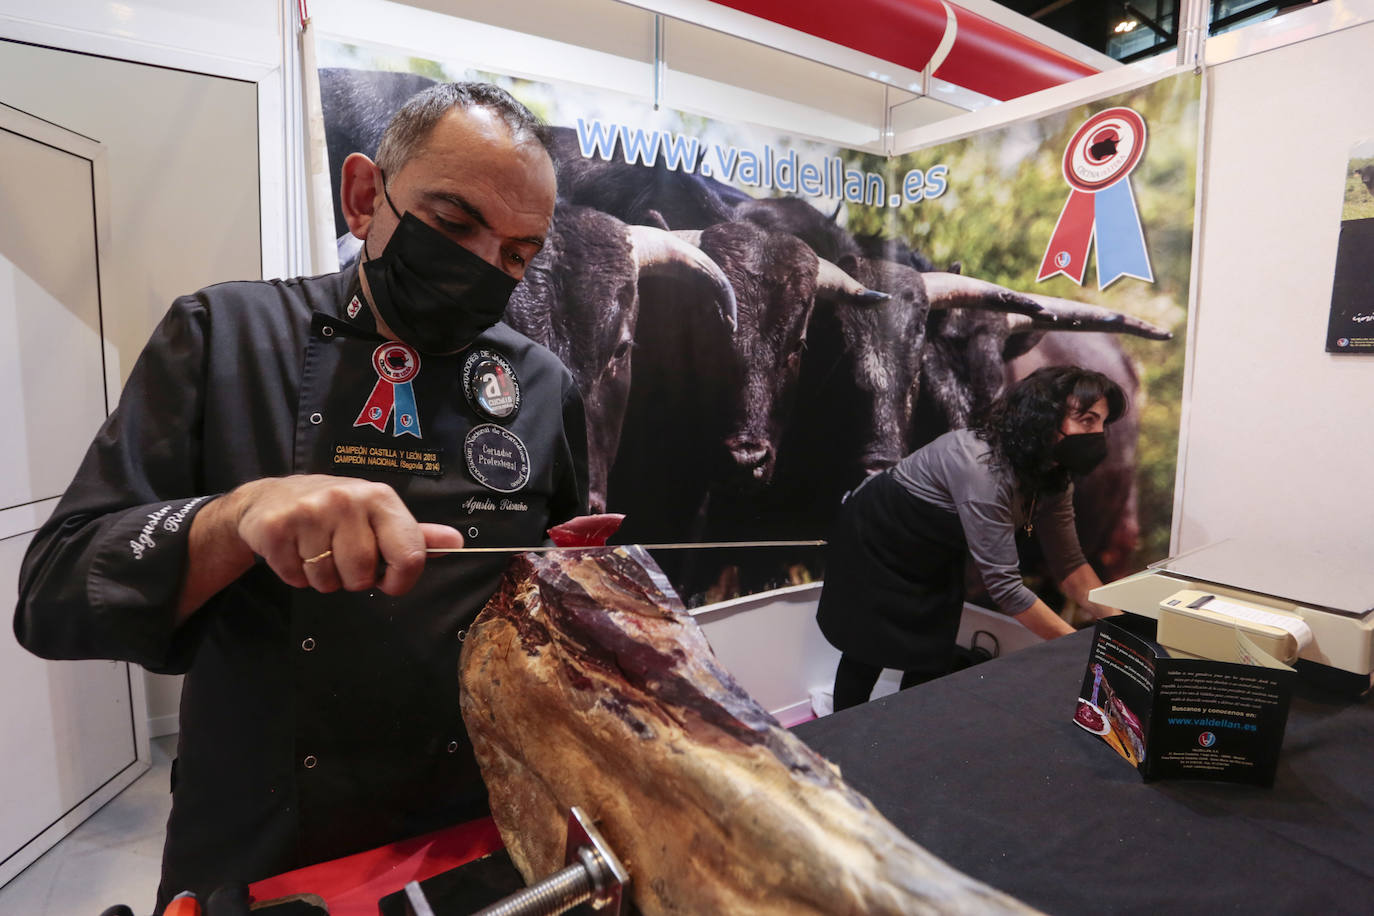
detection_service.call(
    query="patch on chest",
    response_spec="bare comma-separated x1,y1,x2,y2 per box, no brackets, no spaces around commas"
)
464,424,531,493
463,348,521,421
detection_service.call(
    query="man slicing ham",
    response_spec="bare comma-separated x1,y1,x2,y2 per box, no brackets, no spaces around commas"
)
15,82,590,913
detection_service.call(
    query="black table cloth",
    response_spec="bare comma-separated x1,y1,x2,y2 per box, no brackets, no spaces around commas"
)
792,628,1374,914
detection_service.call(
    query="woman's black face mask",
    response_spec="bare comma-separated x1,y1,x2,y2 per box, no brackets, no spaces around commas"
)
361,176,519,354
1053,431,1109,475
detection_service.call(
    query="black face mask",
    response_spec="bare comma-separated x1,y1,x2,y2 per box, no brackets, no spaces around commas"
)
1053,431,1109,475
361,180,519,354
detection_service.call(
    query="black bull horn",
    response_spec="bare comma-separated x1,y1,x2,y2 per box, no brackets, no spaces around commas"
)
627,225,738,331
922,272,1172,339
670,229,890,305
818,258,889,303
1002,308,1171,338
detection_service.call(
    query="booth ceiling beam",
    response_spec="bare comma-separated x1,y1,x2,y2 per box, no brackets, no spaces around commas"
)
703,0,1099,100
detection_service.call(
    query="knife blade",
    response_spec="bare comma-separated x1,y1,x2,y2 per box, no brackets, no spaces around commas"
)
426,539,826,555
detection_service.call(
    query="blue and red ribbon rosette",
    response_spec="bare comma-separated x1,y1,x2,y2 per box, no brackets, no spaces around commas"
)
1038,107,1154,290
355,341,423,438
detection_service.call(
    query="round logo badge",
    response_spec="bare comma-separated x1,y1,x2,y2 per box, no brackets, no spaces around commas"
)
464,424,531,493
373,342,420,384
1198,732,1217,748
463,349,521,421
1062,107,1147,193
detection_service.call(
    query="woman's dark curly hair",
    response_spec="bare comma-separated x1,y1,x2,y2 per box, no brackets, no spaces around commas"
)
972,365,1126,492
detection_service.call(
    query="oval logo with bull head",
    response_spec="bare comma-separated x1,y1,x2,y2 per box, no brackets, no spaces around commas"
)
372,342,420,384
1062,107,1147,192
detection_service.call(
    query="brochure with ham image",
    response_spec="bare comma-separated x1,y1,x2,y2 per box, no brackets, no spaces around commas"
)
1074,621,1295,786
1075,625,1154,769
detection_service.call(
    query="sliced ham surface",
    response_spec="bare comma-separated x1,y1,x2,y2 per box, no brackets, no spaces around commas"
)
546,513,626,547
459,546,1039,915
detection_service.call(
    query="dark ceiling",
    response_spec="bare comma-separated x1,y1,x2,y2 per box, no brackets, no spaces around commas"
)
995,0,1129,54
991,1,1326,63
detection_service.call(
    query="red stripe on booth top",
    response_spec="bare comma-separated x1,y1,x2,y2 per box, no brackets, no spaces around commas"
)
707,0,1097,101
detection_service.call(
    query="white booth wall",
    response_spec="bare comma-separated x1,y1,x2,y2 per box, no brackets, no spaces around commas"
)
1178,14,1374,556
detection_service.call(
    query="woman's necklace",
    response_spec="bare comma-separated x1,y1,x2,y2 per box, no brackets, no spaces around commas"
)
1023,489,1038,535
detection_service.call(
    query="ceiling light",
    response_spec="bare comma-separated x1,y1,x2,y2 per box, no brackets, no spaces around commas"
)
1113,19,1138,34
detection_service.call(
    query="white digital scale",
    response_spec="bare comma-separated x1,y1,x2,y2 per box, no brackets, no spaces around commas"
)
1090,539,1374,686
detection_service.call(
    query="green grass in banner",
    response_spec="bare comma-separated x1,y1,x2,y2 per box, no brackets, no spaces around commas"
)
1343,158,1374,221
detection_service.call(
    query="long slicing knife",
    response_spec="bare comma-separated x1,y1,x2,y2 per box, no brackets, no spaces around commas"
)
426,539,826,555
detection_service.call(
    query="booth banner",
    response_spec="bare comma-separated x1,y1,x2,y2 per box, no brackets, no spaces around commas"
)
315,40,1197,609
871,74,1197,611
1325,140,1374,353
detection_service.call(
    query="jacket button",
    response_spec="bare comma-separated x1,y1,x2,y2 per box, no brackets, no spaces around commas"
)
456,628,466,642
303,755,318,769
322,325,335,338
468,526,479,539
310,412,323,425
446,740,460,753
301,637,316,652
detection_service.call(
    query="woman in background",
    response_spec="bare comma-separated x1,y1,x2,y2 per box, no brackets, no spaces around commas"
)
816,365,1124,711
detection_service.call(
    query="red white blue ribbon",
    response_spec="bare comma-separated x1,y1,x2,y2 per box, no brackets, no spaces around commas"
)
1038,107,1153,289
354,341,422,438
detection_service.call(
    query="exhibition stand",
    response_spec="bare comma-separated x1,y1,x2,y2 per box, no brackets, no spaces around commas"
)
4,0,1374,910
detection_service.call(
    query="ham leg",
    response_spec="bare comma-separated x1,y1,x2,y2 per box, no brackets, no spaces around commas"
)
459,546,1038,915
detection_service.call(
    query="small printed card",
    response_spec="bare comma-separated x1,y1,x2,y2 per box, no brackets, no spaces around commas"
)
1073,621,1295,786
1326,139,1374,353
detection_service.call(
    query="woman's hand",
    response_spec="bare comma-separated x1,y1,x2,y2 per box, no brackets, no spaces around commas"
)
1013,599,1076,639
1061,563,1122,621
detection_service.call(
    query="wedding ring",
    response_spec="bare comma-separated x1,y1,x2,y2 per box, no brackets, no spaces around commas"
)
302,549,333,565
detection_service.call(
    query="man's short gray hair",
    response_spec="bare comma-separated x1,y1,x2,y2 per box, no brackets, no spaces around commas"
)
374,81,545,177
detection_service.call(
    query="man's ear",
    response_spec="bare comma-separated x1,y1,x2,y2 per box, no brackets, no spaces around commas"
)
340,153,382,239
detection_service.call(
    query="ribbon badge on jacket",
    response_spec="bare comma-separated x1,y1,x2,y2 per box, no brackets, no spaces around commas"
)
355,342,423,438
1038,107,1153,289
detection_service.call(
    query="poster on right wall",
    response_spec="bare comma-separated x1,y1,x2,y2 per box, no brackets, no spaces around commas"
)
1326,140,1374,353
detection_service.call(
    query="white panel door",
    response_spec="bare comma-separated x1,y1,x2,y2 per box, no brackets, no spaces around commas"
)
0,122,108,507
0,106,147,888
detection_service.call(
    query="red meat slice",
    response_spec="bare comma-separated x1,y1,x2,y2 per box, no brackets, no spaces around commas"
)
1073,699,1110,735
547,513,626,547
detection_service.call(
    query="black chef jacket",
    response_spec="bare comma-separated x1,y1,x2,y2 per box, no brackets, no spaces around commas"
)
14,269,589,905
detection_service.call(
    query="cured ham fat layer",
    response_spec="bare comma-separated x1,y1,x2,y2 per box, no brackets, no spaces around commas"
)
459,546,1038,915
